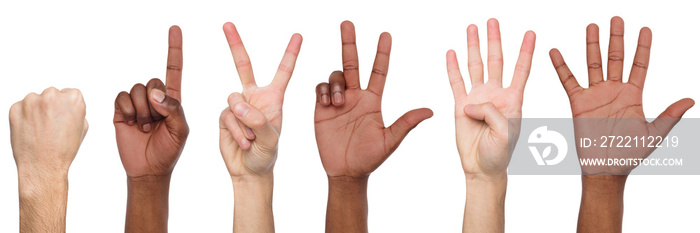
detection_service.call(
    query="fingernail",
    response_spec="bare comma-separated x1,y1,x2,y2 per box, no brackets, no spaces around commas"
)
333,92,343,104
321,94,330,105
464,105,474,113
241,138,250,149
143,123,152,132
127,120,135,125
234,103,250,117
245,126,255,139
152,90,165,103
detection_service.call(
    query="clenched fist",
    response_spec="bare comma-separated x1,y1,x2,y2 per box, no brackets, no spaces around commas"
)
10,87,88,177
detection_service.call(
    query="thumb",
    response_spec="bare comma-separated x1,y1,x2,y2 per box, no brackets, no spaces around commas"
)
386,108,433,151
651,98,694,135
232,102,279,152
149,89,189,139
463,102,508,134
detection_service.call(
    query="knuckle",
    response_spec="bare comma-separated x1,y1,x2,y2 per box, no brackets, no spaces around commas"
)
227,92,242,104
23,92,38,102
371,68,387,77
277,64,293,74
608,52,624,61
136,114,152,123
148,78,164,87
43,86,59,95
131,83,146,92
316,83,329,92
632,61,648,70
235,59,252,69
9,101,21,117
343,61,359,71
587,62,602,69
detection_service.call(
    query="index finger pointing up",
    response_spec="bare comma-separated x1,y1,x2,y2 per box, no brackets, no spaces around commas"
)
341,21,361,89
166,25,183,101
223,22,257,89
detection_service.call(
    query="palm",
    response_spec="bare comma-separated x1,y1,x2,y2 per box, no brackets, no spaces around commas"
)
116,121,183,176
247,86,284,129
550,18,693,174
456,85,522,175
447,19,536,176
570,82,643,118
568,83,653,174
315,90,388,177
314,21,432,178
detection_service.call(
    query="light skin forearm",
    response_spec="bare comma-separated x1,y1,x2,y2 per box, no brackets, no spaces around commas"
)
326,176,368,233
18,170,69,233
125,175,171,233
232,174,275,233
577,175,627,233
463,173,507,233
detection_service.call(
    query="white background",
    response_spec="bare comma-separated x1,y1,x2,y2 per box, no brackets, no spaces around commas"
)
1,0,698,232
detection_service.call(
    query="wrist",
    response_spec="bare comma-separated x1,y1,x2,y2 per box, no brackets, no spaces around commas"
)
127,174,172,197
465,171,507,186
581,175,627,195
465,172,507,202
327,175,369,199
18,169,69,198
328,175,369,188
232,173,274,219
232,173,274,196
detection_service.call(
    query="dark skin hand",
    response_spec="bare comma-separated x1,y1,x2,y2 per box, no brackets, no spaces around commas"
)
549,16,693,233
113,26,189,233
314,21,433,233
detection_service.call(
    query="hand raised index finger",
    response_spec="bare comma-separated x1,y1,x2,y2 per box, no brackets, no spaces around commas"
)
166,25,183,101
271,33,303,91
367,32,391,96
223,22,256,89
341,21,361,89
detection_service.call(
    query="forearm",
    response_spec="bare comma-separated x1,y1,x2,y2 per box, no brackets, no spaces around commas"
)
577,175,627,233
125,175,171,233
232,174,274,233
326,176,368,233
18,172,69,233
463,173,507,233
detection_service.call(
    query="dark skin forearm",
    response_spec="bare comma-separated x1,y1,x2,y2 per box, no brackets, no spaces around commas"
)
578,175,627,233
326,176,368,233
125,175,171,233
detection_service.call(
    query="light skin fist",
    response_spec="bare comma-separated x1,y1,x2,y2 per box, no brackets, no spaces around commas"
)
447,18,536,179
10,87,89,178
314,21,433,178
114,26,189,178
218,22,302,179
